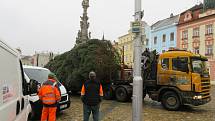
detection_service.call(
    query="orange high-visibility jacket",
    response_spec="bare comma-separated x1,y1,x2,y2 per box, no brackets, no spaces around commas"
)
38,79,61,105
81,83,103,96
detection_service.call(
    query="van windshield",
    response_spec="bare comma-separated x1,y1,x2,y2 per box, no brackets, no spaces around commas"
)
24,68,50,83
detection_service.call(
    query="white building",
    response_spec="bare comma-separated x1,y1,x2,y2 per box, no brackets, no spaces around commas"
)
32,52,57,67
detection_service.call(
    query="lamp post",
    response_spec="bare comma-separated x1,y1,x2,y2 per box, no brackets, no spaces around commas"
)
132,0,143,120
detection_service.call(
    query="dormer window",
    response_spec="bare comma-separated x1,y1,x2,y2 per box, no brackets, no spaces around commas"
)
184,12,192,22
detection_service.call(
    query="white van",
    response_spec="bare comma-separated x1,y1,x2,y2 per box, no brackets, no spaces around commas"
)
23,65,71,118
0,40,38,121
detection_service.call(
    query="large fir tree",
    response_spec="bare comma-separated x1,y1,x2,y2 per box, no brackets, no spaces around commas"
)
45,39,120,92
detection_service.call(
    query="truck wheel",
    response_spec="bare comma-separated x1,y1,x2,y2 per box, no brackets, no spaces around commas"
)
115,87,128,102
104,87,114,100
161,91,180,111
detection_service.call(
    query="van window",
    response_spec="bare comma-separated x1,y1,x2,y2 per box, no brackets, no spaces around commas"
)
19,61,28,95
24,68,50,83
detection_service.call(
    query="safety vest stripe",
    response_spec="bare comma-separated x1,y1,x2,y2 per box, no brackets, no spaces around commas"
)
43,100,56,103
43,93,55,98
81,85,85,96
99,84,103,96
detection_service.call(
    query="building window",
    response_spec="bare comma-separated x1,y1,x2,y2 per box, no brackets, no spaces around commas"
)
146,39,149,46
182,44,188,50
182,30,188,40
170,32,174,41
162,34,166,42
124,55,127,62
154,36,157,45
193,48,199,54
206,45,213,55
206,24,213,35
124,45,127,51
193,28,200,37
130,56,132,62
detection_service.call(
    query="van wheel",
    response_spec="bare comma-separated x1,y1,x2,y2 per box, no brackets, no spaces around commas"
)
115,87,128,102
161,91,180,111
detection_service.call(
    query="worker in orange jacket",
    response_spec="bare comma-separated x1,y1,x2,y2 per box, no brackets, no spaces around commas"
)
38,73,61,121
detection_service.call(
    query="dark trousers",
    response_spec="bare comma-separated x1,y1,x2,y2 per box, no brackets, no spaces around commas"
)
83,104,100,121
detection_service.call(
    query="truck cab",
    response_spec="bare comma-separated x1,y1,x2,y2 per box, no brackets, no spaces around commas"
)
145,50,211,110
104,49,211,111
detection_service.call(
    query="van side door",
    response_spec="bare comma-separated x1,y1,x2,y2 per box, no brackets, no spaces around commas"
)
14,60,31,121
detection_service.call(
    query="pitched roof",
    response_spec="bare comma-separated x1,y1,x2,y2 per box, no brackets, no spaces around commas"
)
151,14,180,31
188,3,203,12
178,4,204,25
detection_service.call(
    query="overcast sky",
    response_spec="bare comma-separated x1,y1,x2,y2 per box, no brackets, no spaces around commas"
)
0,0,203,55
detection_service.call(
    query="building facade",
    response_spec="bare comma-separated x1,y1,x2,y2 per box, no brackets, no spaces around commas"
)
116,21,150,67
117,31,134,68
177,3,215,81
21,52,58,67
21,56,33,66
151,14,179,53
32,52,56,67
144,22,152,50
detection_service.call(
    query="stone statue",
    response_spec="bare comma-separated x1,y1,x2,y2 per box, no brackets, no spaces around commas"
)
82,0,89,8
78,30,81,38
89,32,91,39
87,22,89,29
76,0,90,44
80,21,83,28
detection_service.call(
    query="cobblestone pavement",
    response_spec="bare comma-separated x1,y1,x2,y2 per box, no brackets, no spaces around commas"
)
57,86,215,121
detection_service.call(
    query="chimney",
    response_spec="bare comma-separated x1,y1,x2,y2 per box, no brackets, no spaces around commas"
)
170,13,174,18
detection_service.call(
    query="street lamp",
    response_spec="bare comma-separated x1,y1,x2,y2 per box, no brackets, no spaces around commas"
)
132,0,143,121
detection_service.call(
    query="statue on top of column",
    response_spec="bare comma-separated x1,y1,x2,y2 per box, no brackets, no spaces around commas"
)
82,0,89,8
76,0,90,45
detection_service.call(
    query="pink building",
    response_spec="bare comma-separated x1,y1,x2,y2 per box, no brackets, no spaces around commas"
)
177,3,215,81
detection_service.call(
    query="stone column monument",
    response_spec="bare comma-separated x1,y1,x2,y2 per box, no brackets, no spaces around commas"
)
76,0,90,44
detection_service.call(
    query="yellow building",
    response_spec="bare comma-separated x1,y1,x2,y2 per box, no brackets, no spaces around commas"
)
117,30,135,68
115,21,150,68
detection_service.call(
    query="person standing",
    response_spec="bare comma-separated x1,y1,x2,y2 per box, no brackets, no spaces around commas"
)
81,71,103,121
38,73,61,121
